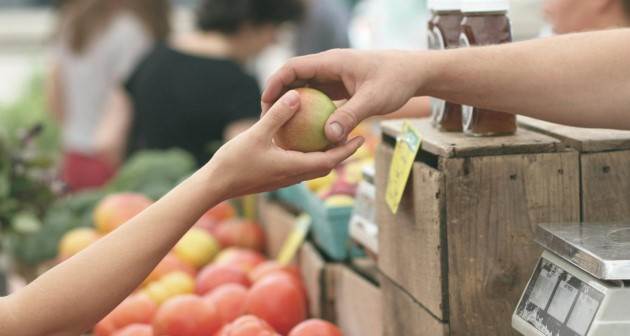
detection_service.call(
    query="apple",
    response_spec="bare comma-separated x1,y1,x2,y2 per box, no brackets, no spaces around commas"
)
274,88,336,153
249,261,302,285
58,227,101,260
213,219,266,252
94,193,153,234
196,264,251,295
153,295,222,336
173,228,220,268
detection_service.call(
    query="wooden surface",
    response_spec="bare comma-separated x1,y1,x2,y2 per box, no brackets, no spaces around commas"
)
376,143,447,320
519,116,630,152
381,274,449,336
298,242,335,320
581,151,630,222
333,265,382,336
258,197,297,259
443,151,580,335
381,118,562,158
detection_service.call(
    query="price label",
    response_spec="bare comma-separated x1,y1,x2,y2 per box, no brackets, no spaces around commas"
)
385,122,422,214
277,214,312,265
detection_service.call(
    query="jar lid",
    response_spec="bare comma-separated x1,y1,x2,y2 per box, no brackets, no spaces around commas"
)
429,0,461,11
461,0,509,12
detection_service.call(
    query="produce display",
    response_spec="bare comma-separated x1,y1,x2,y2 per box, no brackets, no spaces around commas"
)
56,199,346,335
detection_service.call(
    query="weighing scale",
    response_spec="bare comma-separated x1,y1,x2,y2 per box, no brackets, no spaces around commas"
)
512,222,630,336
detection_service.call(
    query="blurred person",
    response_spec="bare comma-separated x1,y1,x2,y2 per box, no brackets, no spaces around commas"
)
294,0,351,56
47,0,171,191
96,0,304,168
544,0,630,34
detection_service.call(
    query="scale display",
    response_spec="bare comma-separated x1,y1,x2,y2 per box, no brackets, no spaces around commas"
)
516,258,604,336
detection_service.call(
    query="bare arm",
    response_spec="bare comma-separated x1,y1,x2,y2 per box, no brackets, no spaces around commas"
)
423,29,630,129
262,29,630,141
45,62,64,123
0,91,363,336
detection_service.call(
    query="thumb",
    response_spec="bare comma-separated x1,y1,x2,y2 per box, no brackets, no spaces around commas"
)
257,90,300,135
325,88,374,143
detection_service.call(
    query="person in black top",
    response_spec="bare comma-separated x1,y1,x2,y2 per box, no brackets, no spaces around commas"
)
96,0,303,167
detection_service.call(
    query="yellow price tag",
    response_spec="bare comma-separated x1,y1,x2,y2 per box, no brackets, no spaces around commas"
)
385,122,422,214
277,214,312,265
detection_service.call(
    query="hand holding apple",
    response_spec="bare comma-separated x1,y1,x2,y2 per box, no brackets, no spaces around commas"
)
206,90,364,201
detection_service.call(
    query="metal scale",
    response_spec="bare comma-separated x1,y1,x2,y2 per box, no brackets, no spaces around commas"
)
513,222,630,336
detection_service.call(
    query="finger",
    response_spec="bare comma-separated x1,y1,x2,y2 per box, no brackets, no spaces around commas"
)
325,88,376,143
256,90,300,136
288,136,365,173
261,51,344,106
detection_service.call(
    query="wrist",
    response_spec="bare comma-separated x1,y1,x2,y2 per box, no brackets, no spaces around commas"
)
413,49,451,97
197,162,230,207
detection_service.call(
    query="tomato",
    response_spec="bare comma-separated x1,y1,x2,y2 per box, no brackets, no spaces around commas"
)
288,319,342,336
196,264,251,296
249,261,301,285
94,294,157,336
214,248,266,273
143,253,196,287
245,273,307,335
153,295,222,336
218,315,280,336
112,324,154,336
204,284,248,325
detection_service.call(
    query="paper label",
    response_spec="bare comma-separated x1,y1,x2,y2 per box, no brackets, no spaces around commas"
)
385,122,422,214
277,214,312,265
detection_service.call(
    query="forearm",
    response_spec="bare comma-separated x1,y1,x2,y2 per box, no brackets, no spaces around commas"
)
5,164,225,335
421,29,630,129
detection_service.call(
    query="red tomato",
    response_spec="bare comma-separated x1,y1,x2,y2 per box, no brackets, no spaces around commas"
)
153,295,222,336
288,319,342,336
203,202,237,223
112,324,154,336
218,315,280,336
95,294,157,336
213,219,266,252
204,284,248,325
245,273,307,335
196,264,251,295
249,261,302,285
214,248,266,273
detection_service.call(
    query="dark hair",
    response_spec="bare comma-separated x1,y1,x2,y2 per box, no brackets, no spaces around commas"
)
61,0,171,54
624,0,630,18
196,0,304,34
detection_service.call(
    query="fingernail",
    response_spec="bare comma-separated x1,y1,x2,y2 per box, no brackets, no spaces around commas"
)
284,90,300,108
328,122,344,141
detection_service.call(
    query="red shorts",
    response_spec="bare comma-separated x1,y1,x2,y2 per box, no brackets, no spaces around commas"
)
62,152,115,191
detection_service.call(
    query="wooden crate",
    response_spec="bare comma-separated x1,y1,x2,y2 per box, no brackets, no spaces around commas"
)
376,119,580,335
298,242,336,320
257,196,297,259
381,273,448,336
332,263,382,336
519,116,630,222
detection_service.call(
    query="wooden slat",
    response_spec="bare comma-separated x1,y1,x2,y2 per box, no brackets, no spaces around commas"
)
443,151,580,335
257,197,297,259
581,151,630,222
298,242,335,320
381,118,562,158
381,274,449,336
376,143,447,320
519,116,630,152
333,265,382,336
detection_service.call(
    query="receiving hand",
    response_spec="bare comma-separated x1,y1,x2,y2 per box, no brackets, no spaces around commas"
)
262,49,424,143
208,90,364,200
